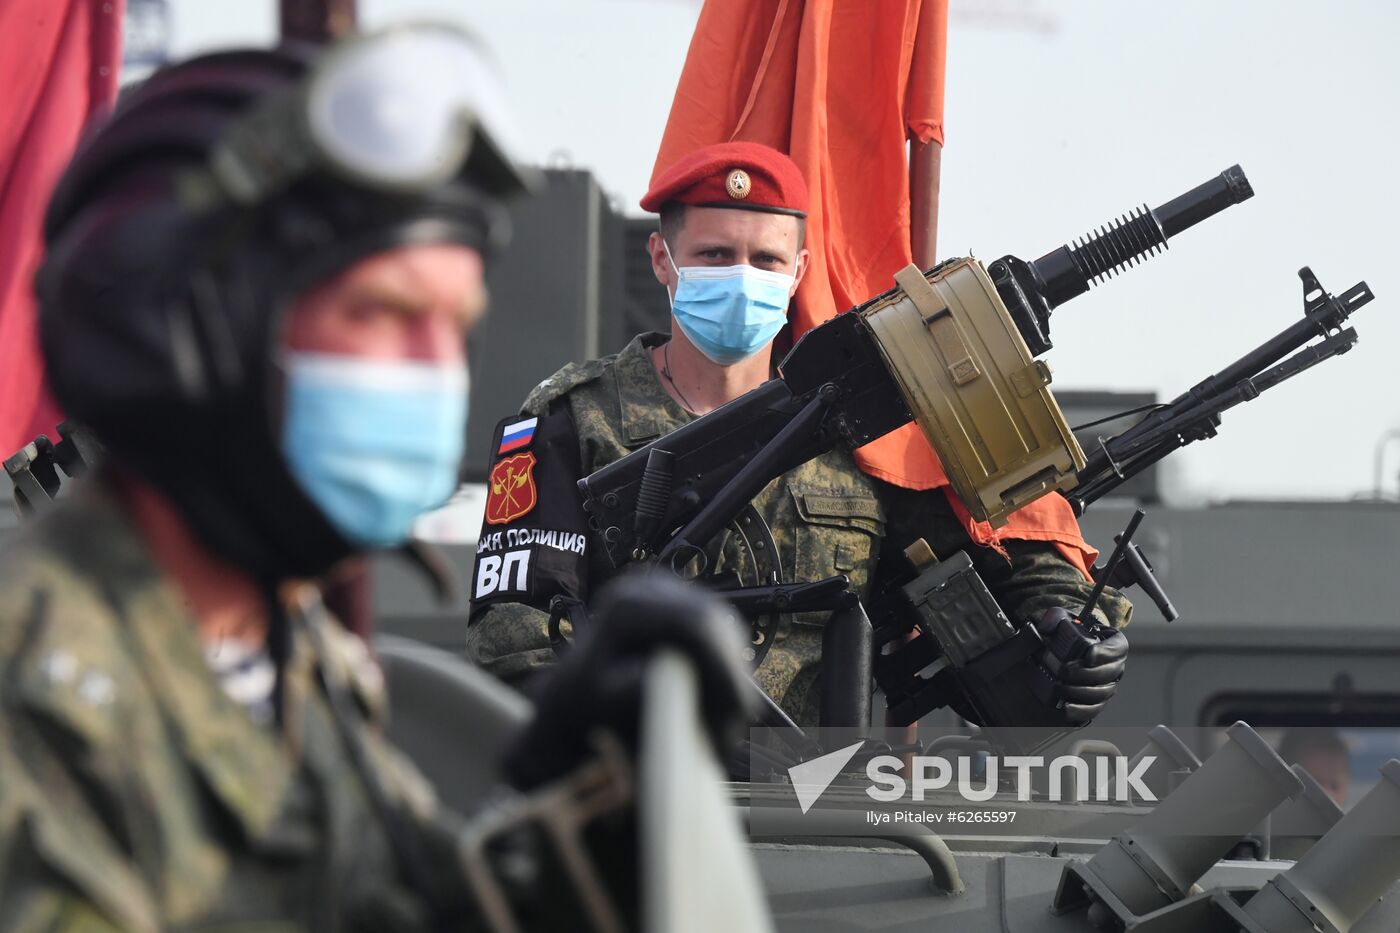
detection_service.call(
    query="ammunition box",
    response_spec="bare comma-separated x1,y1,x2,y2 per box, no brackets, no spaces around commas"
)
860,260,1085,526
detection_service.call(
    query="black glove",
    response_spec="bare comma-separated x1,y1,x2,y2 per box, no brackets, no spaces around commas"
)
504,571,754,791
1035,606,1129,725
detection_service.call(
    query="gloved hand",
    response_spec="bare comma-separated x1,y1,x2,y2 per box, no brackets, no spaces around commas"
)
1035,606,1129,725
504,570,754,791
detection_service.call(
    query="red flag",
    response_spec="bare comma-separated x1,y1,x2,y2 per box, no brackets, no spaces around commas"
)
654,0,1097,575
0,0,124,458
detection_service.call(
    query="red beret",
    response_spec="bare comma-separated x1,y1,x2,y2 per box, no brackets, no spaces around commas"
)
641,141,808,217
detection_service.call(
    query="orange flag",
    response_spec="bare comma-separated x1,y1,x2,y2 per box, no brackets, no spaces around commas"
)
653,0,1097,576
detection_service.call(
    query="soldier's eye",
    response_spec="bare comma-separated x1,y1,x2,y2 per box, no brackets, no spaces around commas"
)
343,302,393,324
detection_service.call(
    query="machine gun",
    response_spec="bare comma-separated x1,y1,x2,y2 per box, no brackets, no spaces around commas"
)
871,263,1373,732
576,165,1377,735
1067,265,1373,513
579,165,1258,568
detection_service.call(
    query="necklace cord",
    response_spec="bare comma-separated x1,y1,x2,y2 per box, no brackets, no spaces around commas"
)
661,340,697,414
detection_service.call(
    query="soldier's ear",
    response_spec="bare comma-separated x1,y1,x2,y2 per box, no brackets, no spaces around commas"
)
647,231,675,290
791,247,811,294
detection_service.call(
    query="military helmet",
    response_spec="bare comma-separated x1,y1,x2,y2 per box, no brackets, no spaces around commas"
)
37,25,531,583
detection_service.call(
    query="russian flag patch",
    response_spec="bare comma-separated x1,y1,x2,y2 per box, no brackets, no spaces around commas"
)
498,417,538,454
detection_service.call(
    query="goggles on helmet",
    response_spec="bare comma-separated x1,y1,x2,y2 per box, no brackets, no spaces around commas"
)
201,23,531,206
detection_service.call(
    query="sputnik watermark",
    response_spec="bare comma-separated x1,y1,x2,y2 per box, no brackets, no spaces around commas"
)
788,745,1158,815
866,754,1158,804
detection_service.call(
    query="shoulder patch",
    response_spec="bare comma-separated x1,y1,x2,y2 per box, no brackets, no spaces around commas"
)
472,407,590,610
497,417,538,454
19,647,124,748
486,452,538,526
1,572,134,751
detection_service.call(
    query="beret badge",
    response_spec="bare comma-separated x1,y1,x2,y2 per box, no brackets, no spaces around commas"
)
725,168,752,200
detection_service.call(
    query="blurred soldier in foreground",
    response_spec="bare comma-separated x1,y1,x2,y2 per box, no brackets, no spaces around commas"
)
467,141,1131,727
0,26,757,931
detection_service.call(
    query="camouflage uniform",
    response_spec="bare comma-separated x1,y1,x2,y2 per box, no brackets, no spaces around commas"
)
0,485,467,931
467,333,1130,725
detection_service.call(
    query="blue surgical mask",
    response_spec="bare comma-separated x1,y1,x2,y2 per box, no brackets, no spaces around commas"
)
665,240,796,365
281,352,468,548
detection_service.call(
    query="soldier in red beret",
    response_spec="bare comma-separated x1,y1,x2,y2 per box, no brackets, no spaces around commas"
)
468,142,1130,728
635,140,812,406
637,141,811,406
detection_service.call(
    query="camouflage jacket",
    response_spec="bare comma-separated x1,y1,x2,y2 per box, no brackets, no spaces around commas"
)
467,332,1130,725
0,485,468,931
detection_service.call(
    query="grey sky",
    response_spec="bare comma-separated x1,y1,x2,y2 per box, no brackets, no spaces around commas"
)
158,0,1400,503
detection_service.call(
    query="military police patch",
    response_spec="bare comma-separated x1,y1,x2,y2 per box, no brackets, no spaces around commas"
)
486,452,538,525
474,547,534,599
471,408,591,610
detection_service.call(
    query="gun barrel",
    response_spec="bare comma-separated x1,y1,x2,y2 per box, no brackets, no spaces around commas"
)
1031,165,1254,310
1156,163,1254,239
1098,271,1372,462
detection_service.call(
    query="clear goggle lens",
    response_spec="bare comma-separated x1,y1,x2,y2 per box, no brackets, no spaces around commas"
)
211,24,527,203
308,25,518,189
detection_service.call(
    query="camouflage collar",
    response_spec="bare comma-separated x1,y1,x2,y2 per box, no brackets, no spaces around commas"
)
61,484,310,851
614,331,693,446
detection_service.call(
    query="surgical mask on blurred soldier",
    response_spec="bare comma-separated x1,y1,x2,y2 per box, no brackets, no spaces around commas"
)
665,240,795,365
281,352,468,547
